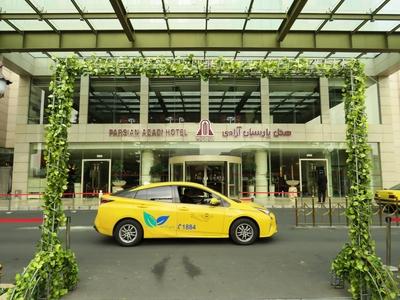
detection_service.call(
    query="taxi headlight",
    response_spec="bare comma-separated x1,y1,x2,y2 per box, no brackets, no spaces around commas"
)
257,208,271,215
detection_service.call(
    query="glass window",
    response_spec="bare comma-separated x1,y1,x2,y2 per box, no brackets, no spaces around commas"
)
87,19,123,30
29,77,80,124
9,20,53,31
321,20,363,31
164,0,206,12
328,78,345,124
135,189,147,200
301,0,340,13
172,163,183,181
208,0,251,12
269,78,320,124
207,19,245,30
252,0,293,12
365,77,380,124
209,78,261,123
370,143,382,191
88,77,140,124
378,1,400,14
31,0,78,12
177,186,212,205
122,0,163,12
292,20,323,31
112,189,137,198
149,78,201,123
168,19,206,30
74,0,114,12
0,22,15,31
0,0,36,13
359,20,400,32
245,19,283,30
328,77,380,124
336,0,382,13
50,20,91,31
138,186,175,202
130,19,167,30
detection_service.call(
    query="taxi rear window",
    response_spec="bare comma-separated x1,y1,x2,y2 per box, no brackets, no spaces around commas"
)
112,189,136,198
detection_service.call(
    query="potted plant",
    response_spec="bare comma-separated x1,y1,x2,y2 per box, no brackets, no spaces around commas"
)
112,160,126,189
150,162,168,182
243,161,256,195
247,177,255,195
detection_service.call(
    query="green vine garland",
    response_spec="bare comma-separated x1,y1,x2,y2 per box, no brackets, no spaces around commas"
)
332,61,398,299
8,56,398,299
8,60,79,299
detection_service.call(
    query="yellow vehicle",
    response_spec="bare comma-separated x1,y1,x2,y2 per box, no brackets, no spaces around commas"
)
374,184,400,211
94,181,277,246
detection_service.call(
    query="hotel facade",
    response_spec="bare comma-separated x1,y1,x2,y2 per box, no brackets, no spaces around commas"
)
1,61,400,206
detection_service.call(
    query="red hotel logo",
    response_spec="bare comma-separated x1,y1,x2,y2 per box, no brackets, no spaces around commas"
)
196,119,214,141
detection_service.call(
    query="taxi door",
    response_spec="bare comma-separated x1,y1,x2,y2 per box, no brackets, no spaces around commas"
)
134,186,177,238
175,187,227,237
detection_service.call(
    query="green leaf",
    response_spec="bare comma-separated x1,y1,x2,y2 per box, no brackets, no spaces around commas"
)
143,212,157,228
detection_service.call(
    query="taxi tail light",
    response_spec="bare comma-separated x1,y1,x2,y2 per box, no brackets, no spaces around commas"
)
388,194,397,199
100,198,114,205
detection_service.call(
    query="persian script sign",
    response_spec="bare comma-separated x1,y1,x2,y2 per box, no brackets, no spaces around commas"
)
222,126,291,138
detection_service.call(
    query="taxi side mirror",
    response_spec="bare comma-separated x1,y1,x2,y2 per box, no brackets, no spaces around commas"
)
210,198,221,206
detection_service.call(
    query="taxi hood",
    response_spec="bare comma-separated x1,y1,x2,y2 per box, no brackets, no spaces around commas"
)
237,200,265,210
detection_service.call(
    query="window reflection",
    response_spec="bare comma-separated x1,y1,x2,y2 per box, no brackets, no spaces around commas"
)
209,78,261,123
29,77,80,124
88,77,140,124
269,78,320,124
149,78,201,123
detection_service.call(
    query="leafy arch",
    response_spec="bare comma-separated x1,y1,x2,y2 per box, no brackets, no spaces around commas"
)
8,56,398,299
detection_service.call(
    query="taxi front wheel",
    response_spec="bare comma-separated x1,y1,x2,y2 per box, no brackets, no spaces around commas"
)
114,219,143,247
230,219,258,245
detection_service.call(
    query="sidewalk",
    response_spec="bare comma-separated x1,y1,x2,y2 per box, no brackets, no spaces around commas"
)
0,195,349,211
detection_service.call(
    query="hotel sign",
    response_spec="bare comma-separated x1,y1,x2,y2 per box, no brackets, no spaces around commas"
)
109,128,188,137
222,126,291,138
108,119,291,139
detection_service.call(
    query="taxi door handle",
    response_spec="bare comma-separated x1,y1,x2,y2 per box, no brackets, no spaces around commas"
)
138,205,148,208
178,207,189,211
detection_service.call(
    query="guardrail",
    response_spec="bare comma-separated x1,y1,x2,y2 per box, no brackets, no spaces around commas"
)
294,196,400,227
0,192,104,211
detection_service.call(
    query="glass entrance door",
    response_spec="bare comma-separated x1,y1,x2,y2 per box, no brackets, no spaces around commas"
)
184,162,226,194
169,155,241,199
299,159,329,197
82,159,111,196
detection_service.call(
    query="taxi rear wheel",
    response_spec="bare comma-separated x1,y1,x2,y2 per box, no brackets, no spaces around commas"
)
114,219,143,247
230,219,258,245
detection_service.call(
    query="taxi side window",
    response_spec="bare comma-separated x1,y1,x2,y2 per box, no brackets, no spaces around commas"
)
135,187,174,203
112,189,136,198
134,189,148,200
178,186,212,205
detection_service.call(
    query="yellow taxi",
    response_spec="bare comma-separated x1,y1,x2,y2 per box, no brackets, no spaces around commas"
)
94,181,277,246
375,184,400,210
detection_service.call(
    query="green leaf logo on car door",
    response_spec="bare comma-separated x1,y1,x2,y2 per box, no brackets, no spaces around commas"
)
144,212,169,228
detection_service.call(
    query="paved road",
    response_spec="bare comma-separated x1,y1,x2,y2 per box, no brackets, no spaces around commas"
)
1,209,399,300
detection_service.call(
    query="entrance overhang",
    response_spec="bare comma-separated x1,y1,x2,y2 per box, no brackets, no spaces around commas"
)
1,31,400,52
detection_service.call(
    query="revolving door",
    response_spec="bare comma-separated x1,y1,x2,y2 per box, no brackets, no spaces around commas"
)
169,155,242,199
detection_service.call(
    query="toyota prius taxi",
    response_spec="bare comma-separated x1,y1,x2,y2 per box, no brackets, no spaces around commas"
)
94,182,277,246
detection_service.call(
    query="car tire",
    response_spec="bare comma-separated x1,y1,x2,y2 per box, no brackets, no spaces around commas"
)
230,218,258,245
114,219,143,247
